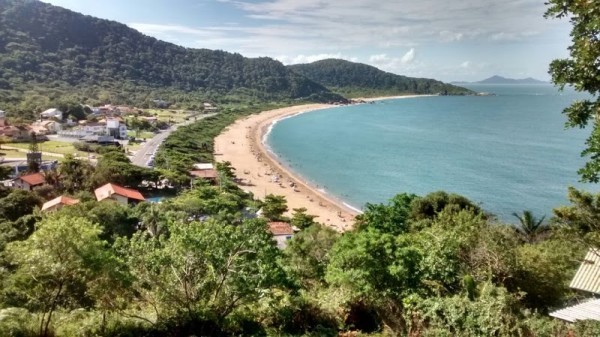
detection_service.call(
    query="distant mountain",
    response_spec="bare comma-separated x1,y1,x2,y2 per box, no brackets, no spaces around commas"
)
453,76,549,85
288,59,474,97
0,0,338,119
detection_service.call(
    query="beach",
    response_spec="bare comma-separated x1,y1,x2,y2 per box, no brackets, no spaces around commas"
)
214,95,430,231
214,104,357,231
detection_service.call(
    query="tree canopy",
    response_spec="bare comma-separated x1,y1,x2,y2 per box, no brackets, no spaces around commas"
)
545,0,600,182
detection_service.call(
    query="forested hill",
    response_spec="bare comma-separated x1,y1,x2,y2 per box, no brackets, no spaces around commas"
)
289,59,474,97
0,0,337,118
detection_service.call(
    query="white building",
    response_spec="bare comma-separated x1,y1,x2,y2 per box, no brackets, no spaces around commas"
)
268,222,295,249
106,119,127,139
32,120,62,134
40,108,64,120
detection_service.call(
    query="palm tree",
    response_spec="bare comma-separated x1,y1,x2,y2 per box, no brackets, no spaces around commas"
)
512,210,548,243
141,203,166,238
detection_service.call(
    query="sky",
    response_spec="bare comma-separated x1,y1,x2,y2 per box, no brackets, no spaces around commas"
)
42,0,573,82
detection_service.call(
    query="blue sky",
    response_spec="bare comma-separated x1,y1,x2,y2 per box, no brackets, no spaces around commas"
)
42,0,572,82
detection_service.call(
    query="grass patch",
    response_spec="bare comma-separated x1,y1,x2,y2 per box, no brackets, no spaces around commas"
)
145,109,195,123
10,140,88,157
0,147,65,161
127,130,156,139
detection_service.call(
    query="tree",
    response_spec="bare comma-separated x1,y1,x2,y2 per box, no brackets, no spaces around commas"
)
409,191,482,222
354,193,417,234
261,194,288,221
553,187,600,248
216,161,236,180
290,207,318,230
59,200,138,241
512,210,548,243
0,165,13,180
136,202,168,238
59,154,94,193
4,215,121,337
545,1,600,182
0,189,42,222
284,224,339,288
126,218,286,324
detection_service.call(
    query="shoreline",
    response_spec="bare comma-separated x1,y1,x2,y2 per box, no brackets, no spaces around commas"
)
214,95,431,231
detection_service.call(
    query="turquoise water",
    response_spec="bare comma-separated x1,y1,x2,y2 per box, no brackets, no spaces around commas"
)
267,84,597,221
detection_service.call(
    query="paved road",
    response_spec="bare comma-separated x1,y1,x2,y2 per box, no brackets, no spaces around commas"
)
131,113,216,168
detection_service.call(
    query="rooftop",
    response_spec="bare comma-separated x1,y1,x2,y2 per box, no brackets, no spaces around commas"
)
16,172,45,186
189,169,218,179
41,195,80,211
95,183,145,201
550,298,600,322
268,222,294,236
193,163,215,170
570,249,600,294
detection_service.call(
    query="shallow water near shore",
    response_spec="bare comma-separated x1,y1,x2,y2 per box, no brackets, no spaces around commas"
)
268,84,597,221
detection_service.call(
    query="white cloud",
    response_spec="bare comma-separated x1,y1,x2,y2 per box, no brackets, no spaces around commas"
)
368,49,418,73
277,53,358,65
401,48,416,64
124,0,569,81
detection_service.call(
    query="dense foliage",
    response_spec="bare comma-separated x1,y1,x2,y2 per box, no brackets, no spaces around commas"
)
155,102,289,173
0,0,338,120
545,0,600,182
289,59,474,97
1,170,599,336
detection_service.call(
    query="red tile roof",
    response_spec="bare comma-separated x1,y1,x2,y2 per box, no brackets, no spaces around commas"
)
111,184,145,200
17,173,45,186
41,196,80,211
268,222,294,236
95,183,145,202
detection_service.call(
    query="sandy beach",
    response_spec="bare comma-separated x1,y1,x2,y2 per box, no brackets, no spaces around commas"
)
214,104,357,231
214,96,431,231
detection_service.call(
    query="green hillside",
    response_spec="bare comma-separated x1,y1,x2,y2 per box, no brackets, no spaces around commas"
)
289,59,474,97
0,0,337,119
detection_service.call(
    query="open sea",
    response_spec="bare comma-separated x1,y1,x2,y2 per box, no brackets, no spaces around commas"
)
267,84,597,221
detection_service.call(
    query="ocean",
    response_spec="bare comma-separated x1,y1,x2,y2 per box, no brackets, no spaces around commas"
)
267,84,597,221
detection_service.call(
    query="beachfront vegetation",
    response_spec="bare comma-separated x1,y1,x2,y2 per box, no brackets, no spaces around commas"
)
155,102,290,173
289,59,474,97
545,0,600,183
1,172,600,336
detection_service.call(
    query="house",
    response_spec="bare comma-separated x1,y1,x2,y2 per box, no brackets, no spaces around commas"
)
95,183,145,205
40,108,64,120
29,125,49,136
76,118,127,140
13,172,45,191
189,169,218,182
0,125,31,140
268,222,295,249
41,195,80,212
192,163,214,170
81,121,107,134
39,120,62,134
551,249,600,322
106,118,128,139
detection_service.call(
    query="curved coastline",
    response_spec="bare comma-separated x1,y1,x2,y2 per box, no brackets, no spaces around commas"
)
214,95,433,231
